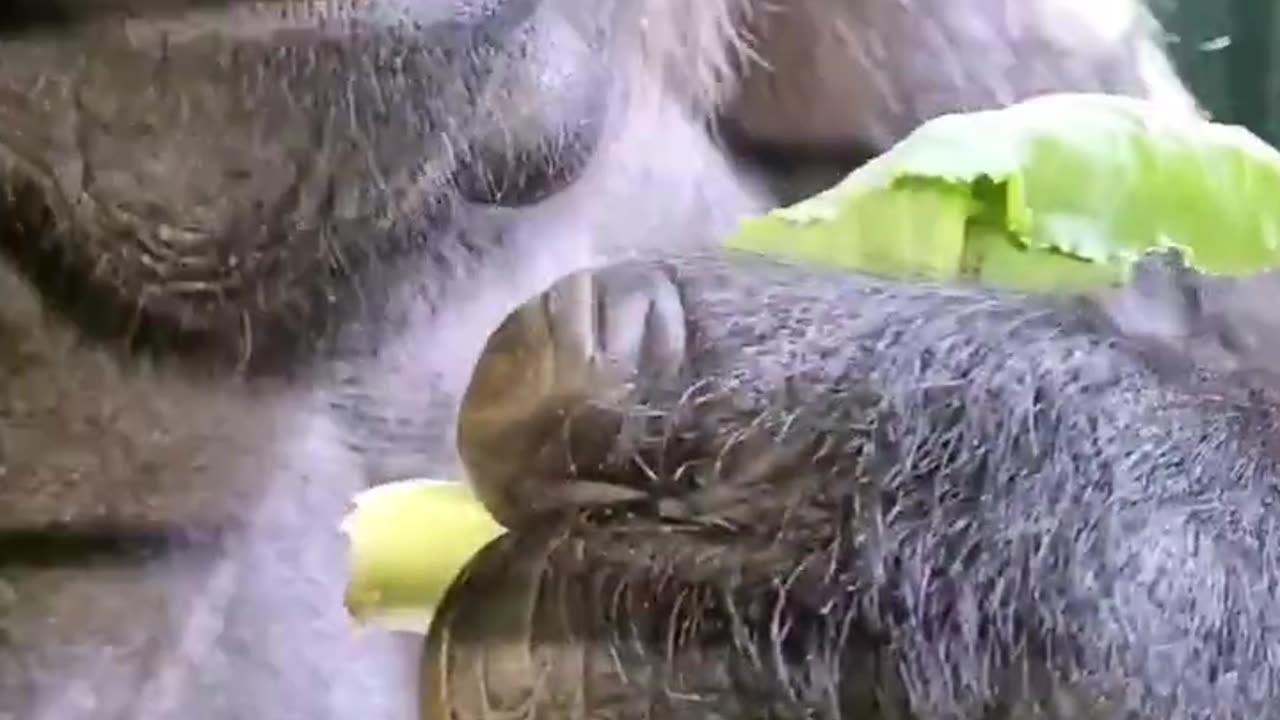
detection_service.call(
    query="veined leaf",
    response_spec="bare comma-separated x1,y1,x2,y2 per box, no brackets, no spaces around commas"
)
727,93,1280,289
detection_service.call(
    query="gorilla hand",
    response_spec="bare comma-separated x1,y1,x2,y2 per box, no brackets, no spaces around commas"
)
432,252,1280,720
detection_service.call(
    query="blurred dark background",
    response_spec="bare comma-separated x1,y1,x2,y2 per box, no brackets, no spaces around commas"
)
1153,0,1280,144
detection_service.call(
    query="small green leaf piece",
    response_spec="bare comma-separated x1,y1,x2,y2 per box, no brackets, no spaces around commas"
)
341,478,505,635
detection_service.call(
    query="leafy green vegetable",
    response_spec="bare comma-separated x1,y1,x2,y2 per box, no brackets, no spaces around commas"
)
342,478,505,634
727,93,1280,290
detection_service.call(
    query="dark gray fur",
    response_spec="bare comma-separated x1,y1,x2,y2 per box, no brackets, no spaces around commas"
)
445,252,1280,720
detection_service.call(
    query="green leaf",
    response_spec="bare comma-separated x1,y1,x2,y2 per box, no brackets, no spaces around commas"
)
726,93,1280,290
731,180,972,282
341,478,505,635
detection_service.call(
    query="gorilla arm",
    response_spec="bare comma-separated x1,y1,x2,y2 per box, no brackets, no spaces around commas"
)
436,252,1280,720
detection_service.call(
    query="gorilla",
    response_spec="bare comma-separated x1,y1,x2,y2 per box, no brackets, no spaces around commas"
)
0,0,1201,718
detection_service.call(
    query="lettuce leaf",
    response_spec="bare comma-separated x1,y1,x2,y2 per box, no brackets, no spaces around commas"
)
727,93,1280,290
341,478,505,634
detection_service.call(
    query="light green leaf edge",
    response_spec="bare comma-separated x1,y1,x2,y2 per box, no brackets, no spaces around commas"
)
341,478,505,635
727,93,1280,290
